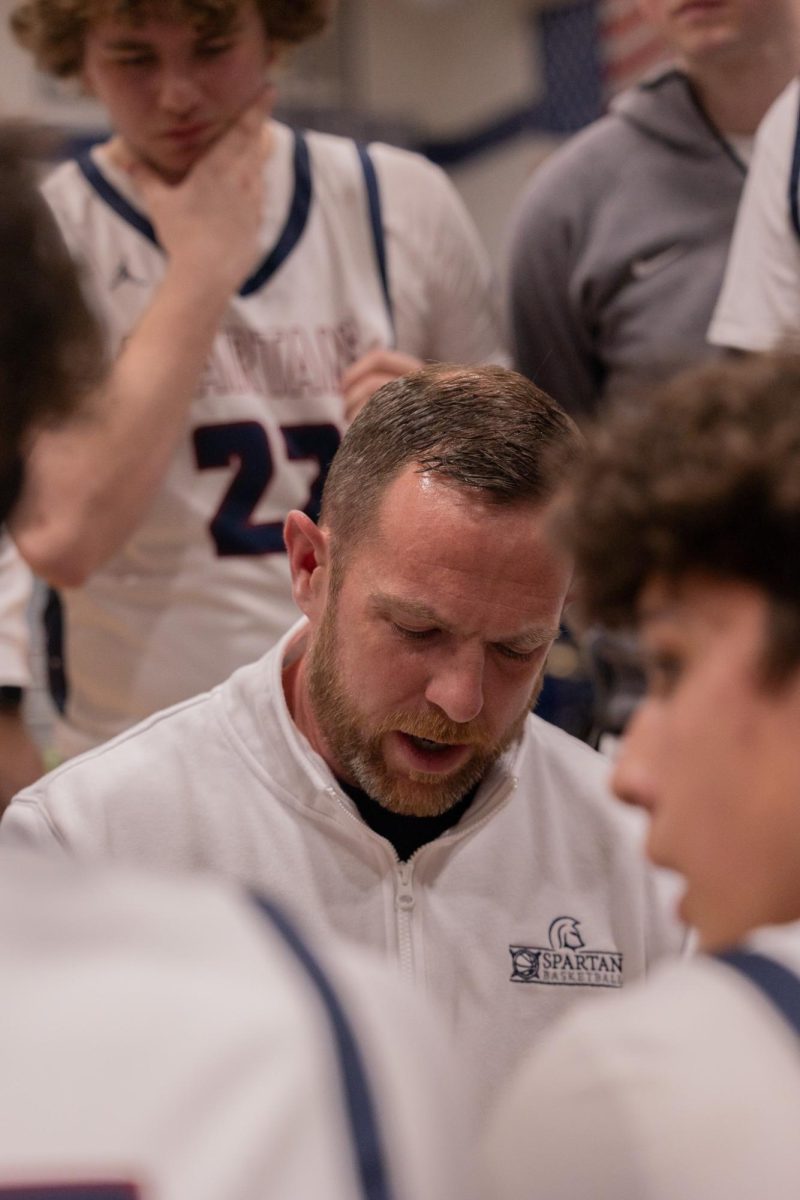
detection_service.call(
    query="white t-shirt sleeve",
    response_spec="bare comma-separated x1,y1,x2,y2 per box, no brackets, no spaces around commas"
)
709,79,800,353
0,534,33,687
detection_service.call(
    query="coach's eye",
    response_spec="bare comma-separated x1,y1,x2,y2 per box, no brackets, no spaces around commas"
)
392,623,436,642
494,643,537,663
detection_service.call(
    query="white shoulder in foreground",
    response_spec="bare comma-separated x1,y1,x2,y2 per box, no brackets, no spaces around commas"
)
0,850,473,1200
484,931,800,1200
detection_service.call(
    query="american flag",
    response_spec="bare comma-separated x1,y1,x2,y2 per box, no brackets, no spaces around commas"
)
599,0,669,96
421,0,672,166
525,0,671,136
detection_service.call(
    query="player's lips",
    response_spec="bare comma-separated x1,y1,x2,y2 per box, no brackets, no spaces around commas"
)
389,730,473,775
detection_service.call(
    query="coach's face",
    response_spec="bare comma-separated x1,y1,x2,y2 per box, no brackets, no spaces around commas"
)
285,467,572,817
612,574,800,950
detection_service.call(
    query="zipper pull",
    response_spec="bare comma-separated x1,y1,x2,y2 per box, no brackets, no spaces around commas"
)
396,860,414,911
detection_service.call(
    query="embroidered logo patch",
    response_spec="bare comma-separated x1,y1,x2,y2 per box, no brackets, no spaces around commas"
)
509,916,623,988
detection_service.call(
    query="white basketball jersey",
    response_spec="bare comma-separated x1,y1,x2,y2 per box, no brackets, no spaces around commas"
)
43,123,398,754
0,852,470,1200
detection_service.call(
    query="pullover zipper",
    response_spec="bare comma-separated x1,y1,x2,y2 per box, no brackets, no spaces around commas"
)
324,774,517,980
395,859,416,980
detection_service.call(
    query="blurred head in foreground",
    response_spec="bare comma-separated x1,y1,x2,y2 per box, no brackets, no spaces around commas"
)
562,353,800,949
0,126,100,522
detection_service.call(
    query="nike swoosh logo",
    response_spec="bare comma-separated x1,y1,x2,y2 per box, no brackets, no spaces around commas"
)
630,245,686,280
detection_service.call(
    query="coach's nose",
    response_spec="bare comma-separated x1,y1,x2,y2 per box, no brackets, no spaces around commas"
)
424,644,485,726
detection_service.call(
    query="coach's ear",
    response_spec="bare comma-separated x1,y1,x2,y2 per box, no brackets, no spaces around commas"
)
284,510,330,619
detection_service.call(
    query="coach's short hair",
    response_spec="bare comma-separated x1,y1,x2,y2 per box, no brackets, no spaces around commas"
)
0,128,101,521
564,353,800,683
10,0,329,78
321,363,581,557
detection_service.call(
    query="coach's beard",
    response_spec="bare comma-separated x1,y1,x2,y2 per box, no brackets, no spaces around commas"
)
306,606,537,818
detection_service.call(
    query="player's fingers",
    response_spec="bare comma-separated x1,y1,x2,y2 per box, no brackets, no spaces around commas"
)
343,372,403,423
340,348,422,392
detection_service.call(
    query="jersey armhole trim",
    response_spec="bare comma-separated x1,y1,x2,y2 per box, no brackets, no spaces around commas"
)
76,152,160,246
240,130,313,297
356,144,395,343
715,948,800,1039
75,132,314,297
249,894,395,1200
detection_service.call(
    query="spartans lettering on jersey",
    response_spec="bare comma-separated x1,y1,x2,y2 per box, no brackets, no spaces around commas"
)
509,916,624,989
199,320,362,401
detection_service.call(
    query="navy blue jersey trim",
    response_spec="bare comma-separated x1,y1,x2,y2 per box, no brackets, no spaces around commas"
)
356,144,394,340
240,130,312,296
75,130,313,297
790,87,800,241
250,896,394,1200
716,948,800,1038
77,152,160,246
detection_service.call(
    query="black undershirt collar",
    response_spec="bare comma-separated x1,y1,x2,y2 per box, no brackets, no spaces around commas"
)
337,779,478,862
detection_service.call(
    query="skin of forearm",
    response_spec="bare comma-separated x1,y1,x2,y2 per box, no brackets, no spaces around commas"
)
11,93,269,589
11,261,235,588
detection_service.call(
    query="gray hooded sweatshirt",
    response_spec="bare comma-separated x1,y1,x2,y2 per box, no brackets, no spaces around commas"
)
508,68,747,419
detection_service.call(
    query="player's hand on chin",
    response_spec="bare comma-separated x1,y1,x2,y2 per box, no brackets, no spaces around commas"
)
113,84,275,296
340,347,424,423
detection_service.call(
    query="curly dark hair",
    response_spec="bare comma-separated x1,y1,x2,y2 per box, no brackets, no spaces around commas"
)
562,353,800,682
0,127,102,522
10,0,330,77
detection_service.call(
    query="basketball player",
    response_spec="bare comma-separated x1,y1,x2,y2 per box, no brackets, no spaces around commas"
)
0,124,471,1200
485,353,800,1199
7,0,505,757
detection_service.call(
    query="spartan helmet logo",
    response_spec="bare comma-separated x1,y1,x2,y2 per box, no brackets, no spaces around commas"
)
548,916,585,951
